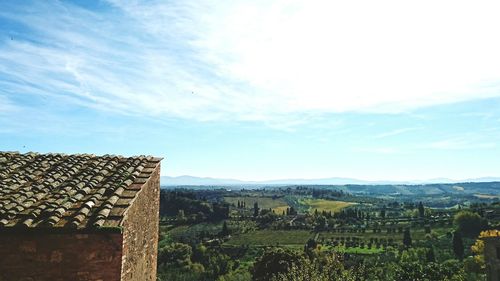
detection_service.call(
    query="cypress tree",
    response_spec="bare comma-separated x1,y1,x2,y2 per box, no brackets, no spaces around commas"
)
452,230,464,261
403,228,412,248
221,220,230,236
253,202,259,217
418,202,425,218
426,247,435,262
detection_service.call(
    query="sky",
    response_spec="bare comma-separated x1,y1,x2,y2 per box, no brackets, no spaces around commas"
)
1,0,500,181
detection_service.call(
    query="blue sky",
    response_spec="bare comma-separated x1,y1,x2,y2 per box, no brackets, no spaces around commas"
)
1,0,500,181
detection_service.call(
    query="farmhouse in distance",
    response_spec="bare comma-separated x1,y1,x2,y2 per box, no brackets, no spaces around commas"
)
0,151,162,281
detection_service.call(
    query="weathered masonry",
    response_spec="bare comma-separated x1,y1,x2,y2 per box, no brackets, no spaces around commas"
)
0,152,162,281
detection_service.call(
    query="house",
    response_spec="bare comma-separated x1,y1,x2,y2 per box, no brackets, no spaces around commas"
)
0,151,162,281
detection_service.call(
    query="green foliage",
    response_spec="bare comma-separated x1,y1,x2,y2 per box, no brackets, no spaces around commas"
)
393,260,465,281
316,215,327,231
206,251,236,279
271,253,362,281
253,202,259,217
418,202,425,218
157,188,496,281
399,248,428,264
217,270,252,281
426,247,436,263
158,242,192,268
453,211,487,238
221,220,230,236
252,248,305,281
225,230,313,246
161,191,229,222
403,228,412,248
157,241,236,281
452,231,464,261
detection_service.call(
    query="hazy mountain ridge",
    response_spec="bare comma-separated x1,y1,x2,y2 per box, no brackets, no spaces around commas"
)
160,176,500,197
161,175,500,186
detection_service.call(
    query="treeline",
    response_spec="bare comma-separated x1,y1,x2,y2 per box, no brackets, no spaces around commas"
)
160,191,230,222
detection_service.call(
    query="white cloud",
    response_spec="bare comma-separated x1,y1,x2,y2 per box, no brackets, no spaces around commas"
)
2,0,500,123
354,147,402,154
0,95,18,113
426,137,496,150
373,127,422,139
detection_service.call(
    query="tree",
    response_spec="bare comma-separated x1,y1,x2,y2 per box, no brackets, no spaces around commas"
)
403,228,412,248
176,209,187,223
253,202,260,217
316,216,327,231
469,235,487,273
221,220,230,236
253,249,360,281
426,247,435,263
252,248,305,281
205,251,234,279
380,206,386,219
271,253,361,281
453,210,487,238
305,238,318,251
452,230,464,261
418,202,425,218
158,242,192,268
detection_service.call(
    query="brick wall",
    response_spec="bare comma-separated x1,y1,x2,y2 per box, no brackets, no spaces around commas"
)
120,163,161,281
0,232,123,281
0,163,161,281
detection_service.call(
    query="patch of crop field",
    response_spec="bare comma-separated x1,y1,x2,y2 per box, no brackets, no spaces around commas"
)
474,193,500,199
225,230,314,246
225,196,290,213
273,205,289,215
300,199,356,213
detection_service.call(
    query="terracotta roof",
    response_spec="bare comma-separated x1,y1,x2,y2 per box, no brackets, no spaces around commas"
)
0,151,161,230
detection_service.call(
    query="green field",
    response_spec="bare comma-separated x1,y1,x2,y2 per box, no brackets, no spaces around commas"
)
327,245,385,255
300,198,355,213
225,230,314,246
225,196,290,213
168,222,223,241
317,227,451,242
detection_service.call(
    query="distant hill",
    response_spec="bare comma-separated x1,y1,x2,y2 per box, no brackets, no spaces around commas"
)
161,175,248,186
160,175,500,186
160,175,395,186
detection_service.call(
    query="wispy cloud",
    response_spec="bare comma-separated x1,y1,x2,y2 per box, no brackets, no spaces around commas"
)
2,0,500,125
354,147,402,154
425,137,496,150
373,127,422,139
0,95,18,114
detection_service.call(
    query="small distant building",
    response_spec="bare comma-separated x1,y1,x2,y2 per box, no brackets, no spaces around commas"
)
0,151,162,281
483,233,500,281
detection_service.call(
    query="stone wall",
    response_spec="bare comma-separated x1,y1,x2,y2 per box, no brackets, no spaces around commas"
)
0,232,123,281
0,162,161,281
120,162,161,281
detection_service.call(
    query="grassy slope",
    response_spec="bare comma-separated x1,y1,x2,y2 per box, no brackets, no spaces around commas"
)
225,196,290,213
300,198,356,213
225,230,314,246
